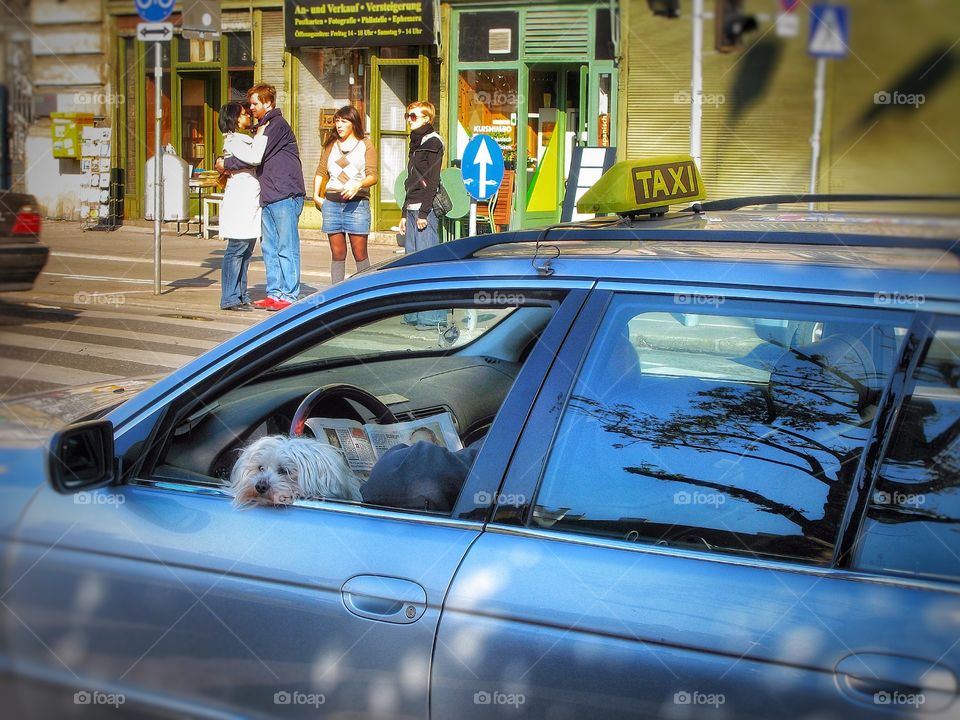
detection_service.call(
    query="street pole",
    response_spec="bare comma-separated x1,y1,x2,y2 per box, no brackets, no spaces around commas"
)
808,56,826,210
153,40,162,295
690,0,704,169
468,201,477,237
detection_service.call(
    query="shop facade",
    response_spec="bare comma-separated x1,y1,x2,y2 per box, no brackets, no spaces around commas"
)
109,0,440,231
443,1,618,228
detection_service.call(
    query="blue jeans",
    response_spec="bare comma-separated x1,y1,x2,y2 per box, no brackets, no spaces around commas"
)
220,238,255,308
403,209,446,327
261,195,303,302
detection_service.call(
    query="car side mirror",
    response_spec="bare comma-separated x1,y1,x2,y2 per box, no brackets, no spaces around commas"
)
47,420,116,494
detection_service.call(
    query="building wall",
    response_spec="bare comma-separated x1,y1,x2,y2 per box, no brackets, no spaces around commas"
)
26,0,109,218
825,0,960,198
621,0,960,202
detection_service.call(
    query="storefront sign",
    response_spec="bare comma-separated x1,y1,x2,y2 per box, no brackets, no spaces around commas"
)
285,0,437,48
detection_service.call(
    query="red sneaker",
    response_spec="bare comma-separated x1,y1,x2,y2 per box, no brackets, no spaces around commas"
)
252,297,277,310
267,298,292,311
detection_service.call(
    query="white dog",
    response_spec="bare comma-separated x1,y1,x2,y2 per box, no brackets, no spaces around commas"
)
229,435,362,508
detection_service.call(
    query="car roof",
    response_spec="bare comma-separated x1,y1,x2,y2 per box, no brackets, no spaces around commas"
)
379,205,960,304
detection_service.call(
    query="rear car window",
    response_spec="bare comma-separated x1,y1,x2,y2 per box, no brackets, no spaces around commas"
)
854,323,960,582
532,295,907,566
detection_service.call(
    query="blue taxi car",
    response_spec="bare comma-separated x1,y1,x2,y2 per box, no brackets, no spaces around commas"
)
1,157,958,718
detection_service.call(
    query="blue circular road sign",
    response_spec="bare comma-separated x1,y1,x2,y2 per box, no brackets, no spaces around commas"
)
461,134,505,202
134,0,174,22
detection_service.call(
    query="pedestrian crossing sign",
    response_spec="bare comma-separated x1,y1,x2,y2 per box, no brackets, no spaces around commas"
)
808,4,849,58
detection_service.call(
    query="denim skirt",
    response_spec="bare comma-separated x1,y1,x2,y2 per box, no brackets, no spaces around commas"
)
322,197,371,235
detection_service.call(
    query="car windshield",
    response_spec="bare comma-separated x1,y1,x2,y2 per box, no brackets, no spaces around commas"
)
276,306,518,369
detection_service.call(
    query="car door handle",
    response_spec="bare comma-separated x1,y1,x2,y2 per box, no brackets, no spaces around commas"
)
341,575,426,624
835,653,958,712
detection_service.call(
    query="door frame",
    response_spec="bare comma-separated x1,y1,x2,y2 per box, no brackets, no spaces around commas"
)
370,56,429,231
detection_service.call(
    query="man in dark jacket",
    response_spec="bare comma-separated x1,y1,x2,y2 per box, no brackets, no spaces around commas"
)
217,84,304,311
400,100,446,328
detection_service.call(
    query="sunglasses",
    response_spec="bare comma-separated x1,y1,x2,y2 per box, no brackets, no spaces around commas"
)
406,113,422,121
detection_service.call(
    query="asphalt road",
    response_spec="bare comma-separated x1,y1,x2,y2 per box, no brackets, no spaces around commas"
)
0,221,403,397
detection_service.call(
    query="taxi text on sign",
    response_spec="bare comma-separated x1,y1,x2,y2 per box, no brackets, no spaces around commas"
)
576,156,706,215
285,0,437,48
134,0,174,23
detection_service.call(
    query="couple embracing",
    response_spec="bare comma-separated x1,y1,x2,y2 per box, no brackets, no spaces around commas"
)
216,84,303,312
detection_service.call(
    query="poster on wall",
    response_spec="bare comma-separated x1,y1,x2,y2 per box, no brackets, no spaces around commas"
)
285,0,437,48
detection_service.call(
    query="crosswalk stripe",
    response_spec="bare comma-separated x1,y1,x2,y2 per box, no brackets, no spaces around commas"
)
16,305,260,334
0,356,118,385
0,331,197,369
52,251,333,280
23,322,221,351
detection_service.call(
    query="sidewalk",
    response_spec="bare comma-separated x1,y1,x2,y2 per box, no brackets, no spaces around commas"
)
24,220,406,316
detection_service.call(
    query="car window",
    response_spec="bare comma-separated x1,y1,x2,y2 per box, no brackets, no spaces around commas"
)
854,323,960,582
531,296,906,565
278,306,519,368
152,295,560,517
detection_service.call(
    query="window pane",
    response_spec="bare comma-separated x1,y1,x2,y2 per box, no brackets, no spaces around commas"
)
379,136,407,204
456,70,517,166
226,32,254,67
855,326,960,581
458,11,519,62
297,49,351,200
533,296,905,565
380,65,418,132
177,37,220,64
595,9,615,60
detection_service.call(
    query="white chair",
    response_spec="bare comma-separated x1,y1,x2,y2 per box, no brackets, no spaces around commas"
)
202,193,224,239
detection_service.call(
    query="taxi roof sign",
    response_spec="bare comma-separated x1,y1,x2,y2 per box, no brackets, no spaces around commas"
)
577,155,706,216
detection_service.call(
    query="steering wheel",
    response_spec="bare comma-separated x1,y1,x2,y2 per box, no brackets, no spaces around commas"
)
290,383,398,437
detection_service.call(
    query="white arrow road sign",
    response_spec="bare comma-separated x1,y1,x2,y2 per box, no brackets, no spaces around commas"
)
137,22,174,42
474,137,493,198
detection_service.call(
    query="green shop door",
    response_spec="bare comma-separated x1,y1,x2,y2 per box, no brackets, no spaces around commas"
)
370,57,428,231
521,64,587,229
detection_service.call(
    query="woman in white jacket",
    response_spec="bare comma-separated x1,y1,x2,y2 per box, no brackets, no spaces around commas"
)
218,102,268,311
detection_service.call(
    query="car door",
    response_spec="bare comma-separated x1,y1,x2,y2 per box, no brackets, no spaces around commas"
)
2,282,589,718
432,288,960,718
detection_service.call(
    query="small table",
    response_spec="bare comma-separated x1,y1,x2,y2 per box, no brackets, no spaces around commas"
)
179,178,219,236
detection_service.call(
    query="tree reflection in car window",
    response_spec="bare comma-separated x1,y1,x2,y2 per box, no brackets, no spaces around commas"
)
855,325,960,581
533,297,906,565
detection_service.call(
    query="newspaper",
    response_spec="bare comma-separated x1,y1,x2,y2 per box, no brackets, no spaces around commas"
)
303,412,462,477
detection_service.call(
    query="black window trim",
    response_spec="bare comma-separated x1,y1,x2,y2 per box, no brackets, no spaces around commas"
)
839,312,950,570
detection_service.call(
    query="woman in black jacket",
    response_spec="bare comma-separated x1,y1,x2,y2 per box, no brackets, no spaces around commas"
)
400,101,447,329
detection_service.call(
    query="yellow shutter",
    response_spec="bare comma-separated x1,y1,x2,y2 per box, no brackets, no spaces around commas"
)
624,0,813,200
258,10,287,108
